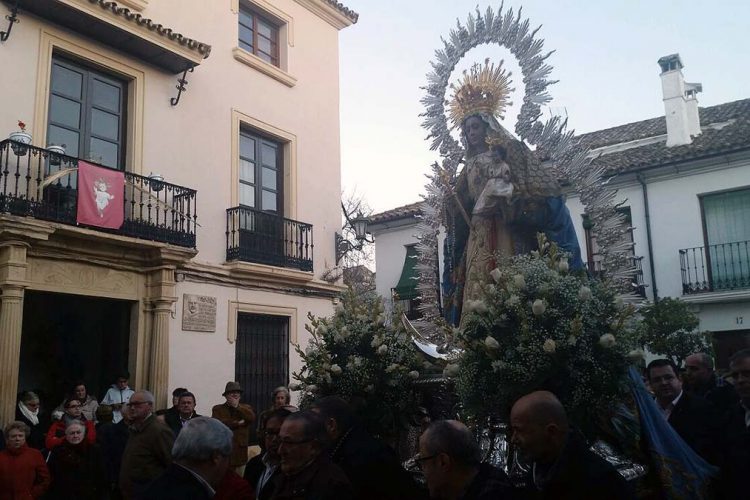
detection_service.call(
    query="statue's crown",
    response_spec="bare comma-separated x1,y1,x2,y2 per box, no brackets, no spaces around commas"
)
448,59,514,127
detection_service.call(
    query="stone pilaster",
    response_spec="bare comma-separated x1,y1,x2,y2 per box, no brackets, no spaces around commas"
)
0,242,29,426
146,267,177,409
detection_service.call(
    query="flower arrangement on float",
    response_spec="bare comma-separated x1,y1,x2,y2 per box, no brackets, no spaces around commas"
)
292,289,422,437
448,235,643,435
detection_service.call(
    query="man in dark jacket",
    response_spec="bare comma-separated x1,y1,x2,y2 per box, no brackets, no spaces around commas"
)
720,349,750,498
245,407,293,500
418,419,511,499
164,391,200,437
144,417,234,500
310,395,423,500
684,352,738,416
271,411,353,500
647,359,721,465
510,390,633,499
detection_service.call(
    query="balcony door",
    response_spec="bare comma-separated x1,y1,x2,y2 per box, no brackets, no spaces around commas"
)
47,56,127,170
702,189,750,290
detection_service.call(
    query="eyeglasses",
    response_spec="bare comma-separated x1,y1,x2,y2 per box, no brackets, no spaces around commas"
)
278,437,314,446
414,453,439,469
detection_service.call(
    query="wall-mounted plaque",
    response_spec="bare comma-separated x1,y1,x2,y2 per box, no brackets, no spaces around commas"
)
182,294,217,332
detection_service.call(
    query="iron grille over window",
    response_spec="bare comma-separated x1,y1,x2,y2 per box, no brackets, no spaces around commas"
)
238,4,280,67
235,313,289,418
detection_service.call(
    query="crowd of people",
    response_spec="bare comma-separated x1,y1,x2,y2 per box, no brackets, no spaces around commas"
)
0,348,748,499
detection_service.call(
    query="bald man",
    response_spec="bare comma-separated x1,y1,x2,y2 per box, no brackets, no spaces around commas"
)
418,420,510,499
510,391,633,499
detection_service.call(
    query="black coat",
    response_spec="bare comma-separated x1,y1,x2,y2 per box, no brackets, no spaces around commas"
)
519,432,634,500
270,453,354,500
47,441,109,500
668,391,722,465
718,403,749,499
15,407,49,451
462,462,512,499
330,426,424,500
97,420,130,487
244,453,277,500
163,411,200,437
142,463,213,500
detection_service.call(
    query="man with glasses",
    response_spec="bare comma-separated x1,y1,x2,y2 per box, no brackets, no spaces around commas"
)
271,411,353,499
417,419,509,499
119,390,175,499
245,407,292,500
721,349,750,496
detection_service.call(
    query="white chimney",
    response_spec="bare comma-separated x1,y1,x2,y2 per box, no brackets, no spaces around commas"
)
658,54,702,147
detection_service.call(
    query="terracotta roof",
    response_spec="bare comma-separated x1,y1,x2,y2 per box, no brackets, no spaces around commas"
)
323,0,359,23
370,201,423,225
88,0,212,58
576,98,750,173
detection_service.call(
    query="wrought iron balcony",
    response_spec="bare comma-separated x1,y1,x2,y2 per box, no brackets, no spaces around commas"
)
0,140,197,247
586,256,647,297
680,241,750,294
226,206,313,272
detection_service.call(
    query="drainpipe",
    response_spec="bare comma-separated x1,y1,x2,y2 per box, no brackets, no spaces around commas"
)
637,173,659,301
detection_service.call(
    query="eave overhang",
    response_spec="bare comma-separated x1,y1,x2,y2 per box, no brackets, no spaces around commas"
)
6,0,211,73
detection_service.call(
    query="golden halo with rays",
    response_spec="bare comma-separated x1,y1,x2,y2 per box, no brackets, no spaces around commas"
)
448,58,514,128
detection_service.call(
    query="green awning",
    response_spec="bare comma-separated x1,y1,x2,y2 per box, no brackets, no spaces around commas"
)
392,245,418,300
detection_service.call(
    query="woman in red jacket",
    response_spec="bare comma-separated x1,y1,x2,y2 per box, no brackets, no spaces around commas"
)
45,399,96,450
0,421,51,499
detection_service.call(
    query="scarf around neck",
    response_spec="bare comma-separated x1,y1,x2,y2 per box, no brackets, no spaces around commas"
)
18,401,39,426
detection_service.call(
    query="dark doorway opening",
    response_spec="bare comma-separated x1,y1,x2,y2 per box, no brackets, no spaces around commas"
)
713,329,750,370
235,313,290,415
19,290,132,409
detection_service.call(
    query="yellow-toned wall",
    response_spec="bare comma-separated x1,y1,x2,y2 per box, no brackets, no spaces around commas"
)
0,0,346,408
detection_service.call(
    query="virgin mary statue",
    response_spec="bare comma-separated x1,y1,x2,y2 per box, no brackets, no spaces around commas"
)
443,61,584,326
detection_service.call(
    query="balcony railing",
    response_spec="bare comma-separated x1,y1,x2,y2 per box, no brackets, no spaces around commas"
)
0,140,197,247
680,240,750,294
586,256,647,297
226,206,313,272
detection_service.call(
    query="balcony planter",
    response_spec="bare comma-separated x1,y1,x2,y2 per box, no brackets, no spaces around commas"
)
46,144,66,166
9,131,32,156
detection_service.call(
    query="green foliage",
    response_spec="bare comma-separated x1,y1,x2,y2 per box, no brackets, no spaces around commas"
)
292,289,422,438
451,236,642,436
638,297,712,367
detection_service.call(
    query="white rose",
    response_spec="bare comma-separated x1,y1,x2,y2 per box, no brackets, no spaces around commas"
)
316,324,328,335
532,299,546,316
306,385,318,393
408,370,420,379
567,335,577,346
371,336,382,348
388,379,399,387
627,349,646,362
543,339,556,353
513,274,526,289
305,346,316,356
385,363,399,373
490,268,502,283
599,333,616,348
443,363,460,378
484,336,500,350
288,382,301,391
506,294,520,307
491,360,506,372
377,344,388,355
464,300,488,314
330,364,342,375
558,260,569,272
365,384,375,393
578,286,593,301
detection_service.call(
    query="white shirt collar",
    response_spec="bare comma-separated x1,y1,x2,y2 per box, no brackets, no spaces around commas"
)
672,390,684,407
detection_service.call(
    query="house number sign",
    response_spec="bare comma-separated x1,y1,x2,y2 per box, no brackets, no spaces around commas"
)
182,294,217,332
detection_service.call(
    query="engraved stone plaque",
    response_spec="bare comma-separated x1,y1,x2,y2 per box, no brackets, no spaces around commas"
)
182,294,217,332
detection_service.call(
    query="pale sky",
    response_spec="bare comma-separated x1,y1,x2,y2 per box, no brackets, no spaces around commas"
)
338,0,750,214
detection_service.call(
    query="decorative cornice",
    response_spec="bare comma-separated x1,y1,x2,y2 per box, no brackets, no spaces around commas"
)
293,0,358,30
82,0,211,58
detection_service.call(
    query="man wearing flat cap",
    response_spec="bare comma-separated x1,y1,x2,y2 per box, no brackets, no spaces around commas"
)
211,381,256,475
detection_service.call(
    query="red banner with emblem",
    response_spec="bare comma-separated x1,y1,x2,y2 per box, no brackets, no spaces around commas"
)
76,160,125,229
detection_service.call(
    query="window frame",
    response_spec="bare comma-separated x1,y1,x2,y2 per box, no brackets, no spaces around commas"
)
47,54,128,170
238,3,280,67
238,128,283,214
